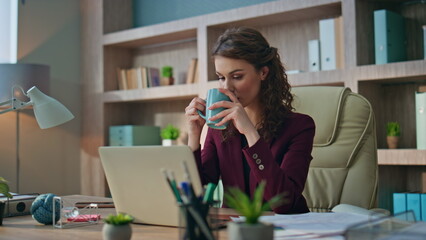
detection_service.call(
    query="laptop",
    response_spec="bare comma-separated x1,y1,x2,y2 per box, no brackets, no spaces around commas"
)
99,145,203,226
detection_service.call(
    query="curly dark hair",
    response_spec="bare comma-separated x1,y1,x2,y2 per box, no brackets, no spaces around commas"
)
211,27,293,141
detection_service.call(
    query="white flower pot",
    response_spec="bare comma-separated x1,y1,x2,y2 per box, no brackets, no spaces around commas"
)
227,222,273,240
102,223,132,240
162,139,177,146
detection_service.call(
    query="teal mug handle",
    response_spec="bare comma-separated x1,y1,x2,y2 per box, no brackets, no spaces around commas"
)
197,109,207,120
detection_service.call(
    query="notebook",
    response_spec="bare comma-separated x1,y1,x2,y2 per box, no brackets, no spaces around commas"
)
99,145,203,226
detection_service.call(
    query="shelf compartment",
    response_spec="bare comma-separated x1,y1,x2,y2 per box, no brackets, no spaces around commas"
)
355,1,426,66
103,34,198,92
378,149,426,165
205,0,341,28
102,83,199,103
358,64,426,149
205,0,342,80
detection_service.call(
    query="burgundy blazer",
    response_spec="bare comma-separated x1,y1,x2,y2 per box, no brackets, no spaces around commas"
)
193,112,315,214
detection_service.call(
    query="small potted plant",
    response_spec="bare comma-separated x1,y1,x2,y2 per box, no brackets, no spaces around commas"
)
387,122,400,149
225,181,284,240
161,124,180,146
102,213,134,240
0,177,13,226
161,65,174,85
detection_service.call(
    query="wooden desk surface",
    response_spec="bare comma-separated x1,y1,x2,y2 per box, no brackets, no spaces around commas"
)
0,195,230,240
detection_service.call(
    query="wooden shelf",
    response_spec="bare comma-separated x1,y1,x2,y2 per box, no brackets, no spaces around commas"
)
356,60,426,83
378,149,426,165
102,84,199,103
103,24,197,48
288,70,345,87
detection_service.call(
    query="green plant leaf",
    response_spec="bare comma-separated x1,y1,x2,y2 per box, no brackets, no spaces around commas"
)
104,213,134,225
386,122,400,136
0,177,13,198
224,180,285,224
160,124,180,140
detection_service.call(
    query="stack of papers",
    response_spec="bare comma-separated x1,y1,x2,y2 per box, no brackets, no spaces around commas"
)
232,212,373,240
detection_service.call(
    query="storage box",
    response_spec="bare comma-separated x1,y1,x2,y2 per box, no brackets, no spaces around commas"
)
109,125,161,146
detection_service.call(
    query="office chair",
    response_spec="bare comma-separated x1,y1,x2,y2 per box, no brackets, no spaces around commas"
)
292,86,378,212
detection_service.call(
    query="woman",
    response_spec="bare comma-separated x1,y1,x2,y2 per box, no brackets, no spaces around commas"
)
184,27,315,214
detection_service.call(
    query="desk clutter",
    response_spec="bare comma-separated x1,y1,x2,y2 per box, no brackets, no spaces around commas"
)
27,194,108,229
0,193,39,218
162,162,218,240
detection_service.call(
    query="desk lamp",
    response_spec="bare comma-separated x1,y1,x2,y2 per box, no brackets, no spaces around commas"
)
0,63,74,192
0,85,74,128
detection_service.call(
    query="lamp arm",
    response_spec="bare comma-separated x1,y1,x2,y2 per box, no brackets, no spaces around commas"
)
0,85,33,114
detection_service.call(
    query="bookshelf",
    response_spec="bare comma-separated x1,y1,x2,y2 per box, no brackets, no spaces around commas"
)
81,0,426,211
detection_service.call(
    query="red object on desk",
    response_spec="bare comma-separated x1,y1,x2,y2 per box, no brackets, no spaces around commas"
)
67,214,101,222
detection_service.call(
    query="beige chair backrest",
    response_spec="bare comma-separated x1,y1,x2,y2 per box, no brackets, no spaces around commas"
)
292,86,378,212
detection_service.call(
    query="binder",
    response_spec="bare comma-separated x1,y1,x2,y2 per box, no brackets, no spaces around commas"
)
421,193,426,221
415,92,426,149
308,39,320,72
423,25,426,59
319,16,344,70
393,192,407,215
406,193,421,221
374,9,406,64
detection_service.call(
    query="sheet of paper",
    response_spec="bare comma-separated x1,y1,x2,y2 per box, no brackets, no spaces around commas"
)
260,212,371,236
232,212,372,240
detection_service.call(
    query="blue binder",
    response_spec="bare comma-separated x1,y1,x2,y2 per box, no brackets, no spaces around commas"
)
406,193,421,221
374,9,406,64
393,192,407,215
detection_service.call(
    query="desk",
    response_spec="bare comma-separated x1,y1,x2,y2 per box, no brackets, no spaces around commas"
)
0,195,229,240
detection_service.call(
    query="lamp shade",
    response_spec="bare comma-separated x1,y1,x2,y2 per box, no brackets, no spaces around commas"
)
26,86,74,129
0,63,49,103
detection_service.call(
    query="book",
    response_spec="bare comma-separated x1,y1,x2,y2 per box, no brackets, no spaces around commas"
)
308,39,320,72
374,9,406,64
126,68,138,89
139,67,148,88
148,67,160,87
116,68,127,90
186,58,198,84
416,91,426,149
319,16,344,70
135,67,143,89
193,59,199,83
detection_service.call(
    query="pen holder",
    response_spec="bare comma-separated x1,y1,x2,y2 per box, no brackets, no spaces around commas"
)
178,202,218,240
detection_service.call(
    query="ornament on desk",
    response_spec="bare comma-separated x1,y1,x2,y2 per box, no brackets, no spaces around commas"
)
31,193,60,225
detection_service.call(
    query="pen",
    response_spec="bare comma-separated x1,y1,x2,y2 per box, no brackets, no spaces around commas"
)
181,161,197,198
202,183,217,204
180,181,195,203
181,161,193,184
168,170,183,203
161,168,182,203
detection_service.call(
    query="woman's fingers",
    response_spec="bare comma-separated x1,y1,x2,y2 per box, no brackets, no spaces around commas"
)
208,99,235,110
218,88,239,103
